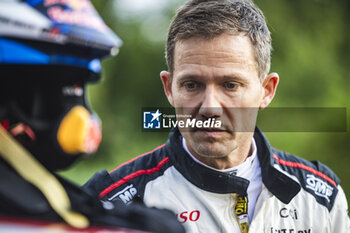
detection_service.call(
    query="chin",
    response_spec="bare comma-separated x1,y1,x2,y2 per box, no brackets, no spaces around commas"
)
194,142,231,159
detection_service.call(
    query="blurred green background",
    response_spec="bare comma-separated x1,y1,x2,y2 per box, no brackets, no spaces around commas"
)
59,0,350,203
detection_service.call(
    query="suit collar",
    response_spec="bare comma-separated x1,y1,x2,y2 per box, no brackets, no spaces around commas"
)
253,127,300,203
166,127,300,203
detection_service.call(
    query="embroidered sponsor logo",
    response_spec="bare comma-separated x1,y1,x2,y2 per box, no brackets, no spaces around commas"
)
108,184,137,204
279,207,298,220
305,174,333,202
235,196,248,216
176,210,200,223
270,228,311,233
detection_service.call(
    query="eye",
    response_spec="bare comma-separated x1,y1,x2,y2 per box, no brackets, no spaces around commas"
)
184,81,198,90
224,82,237,90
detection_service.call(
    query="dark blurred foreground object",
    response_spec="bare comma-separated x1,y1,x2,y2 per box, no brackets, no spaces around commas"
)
0,1,185,232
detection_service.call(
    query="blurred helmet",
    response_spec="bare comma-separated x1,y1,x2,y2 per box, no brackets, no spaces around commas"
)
0,0,122,170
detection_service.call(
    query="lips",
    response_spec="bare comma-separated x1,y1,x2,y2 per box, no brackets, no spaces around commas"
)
194,127,231,138
196,128,227,132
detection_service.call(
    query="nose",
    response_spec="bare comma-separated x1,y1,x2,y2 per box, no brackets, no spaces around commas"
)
198,85,223,118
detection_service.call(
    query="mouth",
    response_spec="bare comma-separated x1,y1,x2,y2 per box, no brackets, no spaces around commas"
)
195,128,226,132
194,128,230,137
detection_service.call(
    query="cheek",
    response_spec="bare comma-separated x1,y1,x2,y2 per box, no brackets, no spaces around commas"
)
172,89,201,108
172,93,185,108
223,108,258,131
239,84,263,107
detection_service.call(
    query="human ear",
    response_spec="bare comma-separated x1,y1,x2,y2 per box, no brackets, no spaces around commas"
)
259,72,279,109
160,71,174,107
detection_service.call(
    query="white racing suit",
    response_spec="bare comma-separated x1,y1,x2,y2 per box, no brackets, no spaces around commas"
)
83,127,350,233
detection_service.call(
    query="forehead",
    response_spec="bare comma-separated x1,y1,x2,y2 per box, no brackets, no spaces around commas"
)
173,33,258,79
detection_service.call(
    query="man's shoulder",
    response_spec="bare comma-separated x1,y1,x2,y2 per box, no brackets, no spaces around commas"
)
83,144,172,203
108,144,170,184
271,148,340,187
109,144,168,176
271,148,341,211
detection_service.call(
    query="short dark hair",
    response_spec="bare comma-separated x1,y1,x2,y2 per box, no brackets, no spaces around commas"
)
166,0,272,80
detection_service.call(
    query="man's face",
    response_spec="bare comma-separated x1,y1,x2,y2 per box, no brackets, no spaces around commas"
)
161,33,278,161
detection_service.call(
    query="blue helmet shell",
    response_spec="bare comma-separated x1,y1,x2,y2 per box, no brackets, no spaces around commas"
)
0,0,122,78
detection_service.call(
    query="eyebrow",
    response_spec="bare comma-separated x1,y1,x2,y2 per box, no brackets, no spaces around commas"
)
221,75,247,82
176,73,248,83
176,75,200,82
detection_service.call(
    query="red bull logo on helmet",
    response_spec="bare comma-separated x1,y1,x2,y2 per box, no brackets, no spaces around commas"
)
43,0,108,32
44,0,93,10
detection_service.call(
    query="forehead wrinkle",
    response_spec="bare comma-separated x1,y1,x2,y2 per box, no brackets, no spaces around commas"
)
174,35,257,74
179,51,252,65
175,71,251,86
175,52,257,78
